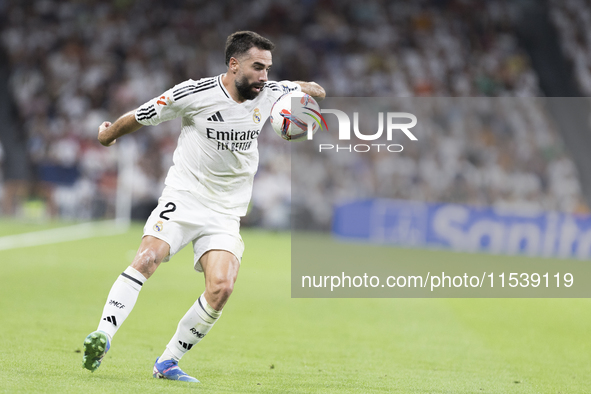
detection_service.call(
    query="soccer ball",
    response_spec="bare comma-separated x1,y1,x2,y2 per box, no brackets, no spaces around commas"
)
269,91,323,141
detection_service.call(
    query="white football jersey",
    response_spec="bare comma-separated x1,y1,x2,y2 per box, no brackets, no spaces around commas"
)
135,74,300,216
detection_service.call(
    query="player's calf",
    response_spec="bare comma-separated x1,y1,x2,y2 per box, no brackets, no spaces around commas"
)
96,266,147,340
200,249,240,310
158,293,222,364
205,278,235,310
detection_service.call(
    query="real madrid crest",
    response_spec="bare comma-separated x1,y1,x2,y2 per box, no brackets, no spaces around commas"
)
153,220,164,232
253,108,261,124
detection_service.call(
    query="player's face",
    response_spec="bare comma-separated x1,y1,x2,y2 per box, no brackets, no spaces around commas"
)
234,47,272,100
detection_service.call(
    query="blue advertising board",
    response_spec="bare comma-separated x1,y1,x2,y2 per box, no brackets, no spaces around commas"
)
332,199,591,259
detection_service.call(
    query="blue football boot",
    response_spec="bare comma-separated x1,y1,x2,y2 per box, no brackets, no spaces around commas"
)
153,357,200,383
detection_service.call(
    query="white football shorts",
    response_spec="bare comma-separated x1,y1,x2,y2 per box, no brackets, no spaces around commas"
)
143,186,244,272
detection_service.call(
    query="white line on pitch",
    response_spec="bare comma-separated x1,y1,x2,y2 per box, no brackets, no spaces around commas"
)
0,220,129,251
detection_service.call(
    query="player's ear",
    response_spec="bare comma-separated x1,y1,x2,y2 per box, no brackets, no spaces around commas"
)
229,57,239,74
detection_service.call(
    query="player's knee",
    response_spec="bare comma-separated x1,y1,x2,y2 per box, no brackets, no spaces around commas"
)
131,248,162,278
210,278,234,302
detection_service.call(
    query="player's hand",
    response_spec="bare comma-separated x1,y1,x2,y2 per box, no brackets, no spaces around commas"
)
98,121,116,147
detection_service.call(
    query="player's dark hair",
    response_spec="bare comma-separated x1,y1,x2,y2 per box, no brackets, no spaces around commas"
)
225,31,275,66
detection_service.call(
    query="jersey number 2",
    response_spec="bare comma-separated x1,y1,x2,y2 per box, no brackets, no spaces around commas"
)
159,202,177,220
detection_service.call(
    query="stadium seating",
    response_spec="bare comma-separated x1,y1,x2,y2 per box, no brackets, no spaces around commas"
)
0,0,587,229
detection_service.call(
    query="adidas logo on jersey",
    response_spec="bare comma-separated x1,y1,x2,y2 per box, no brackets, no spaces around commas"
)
207,111,224,122
103,315,117,326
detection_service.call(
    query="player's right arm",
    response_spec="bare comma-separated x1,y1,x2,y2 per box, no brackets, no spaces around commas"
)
98,79,199,147
98,111,142,147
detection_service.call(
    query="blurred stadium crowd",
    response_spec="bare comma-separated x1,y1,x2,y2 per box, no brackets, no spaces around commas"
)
0,0,588,229
293,97,586,230
551,0,591,96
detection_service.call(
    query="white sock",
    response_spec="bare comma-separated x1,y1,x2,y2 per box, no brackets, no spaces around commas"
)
160,293,222,362
97,266,146,340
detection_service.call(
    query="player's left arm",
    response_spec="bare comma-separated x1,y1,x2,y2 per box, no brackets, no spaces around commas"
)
294,81,326,101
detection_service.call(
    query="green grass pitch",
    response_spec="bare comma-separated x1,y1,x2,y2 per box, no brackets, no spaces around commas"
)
0,221,590,393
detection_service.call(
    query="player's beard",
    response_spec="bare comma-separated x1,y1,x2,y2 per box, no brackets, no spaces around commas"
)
235,75,263,101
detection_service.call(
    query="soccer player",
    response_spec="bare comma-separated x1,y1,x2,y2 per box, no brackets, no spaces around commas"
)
82,31,325,382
